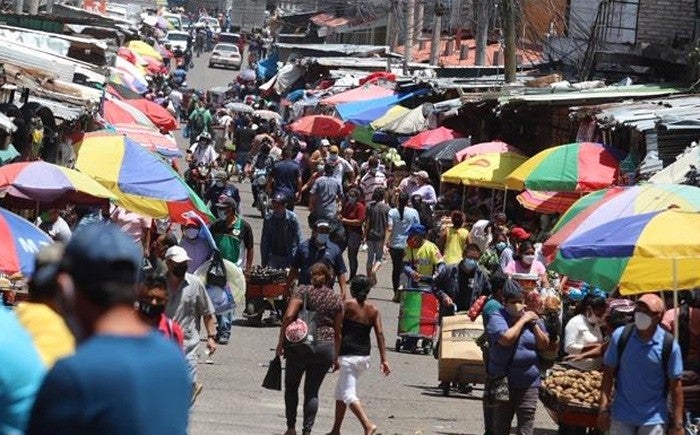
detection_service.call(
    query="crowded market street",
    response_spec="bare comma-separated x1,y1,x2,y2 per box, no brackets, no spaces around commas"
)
184,55,557,435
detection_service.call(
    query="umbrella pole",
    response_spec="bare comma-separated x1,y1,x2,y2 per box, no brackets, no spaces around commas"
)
673,258,679,338
503,188,508,212
461,185,466,211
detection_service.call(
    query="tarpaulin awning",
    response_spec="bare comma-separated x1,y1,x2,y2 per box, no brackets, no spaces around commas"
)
339,88,431,125
321,84,394,106
380,103,431,135
402,127,463,150
370,106,410,130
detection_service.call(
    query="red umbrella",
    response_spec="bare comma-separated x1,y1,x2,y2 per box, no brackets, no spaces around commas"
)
107,85,178,132
402,126,463,150
288,115,354,138
117,47,137,64
455,140,522,162
103,100,140,125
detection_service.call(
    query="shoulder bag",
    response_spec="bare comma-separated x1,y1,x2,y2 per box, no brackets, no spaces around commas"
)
284,291,319,358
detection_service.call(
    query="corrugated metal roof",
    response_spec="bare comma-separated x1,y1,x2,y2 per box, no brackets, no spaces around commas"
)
588,95,700,132
499,85,683,105
276,43,388,56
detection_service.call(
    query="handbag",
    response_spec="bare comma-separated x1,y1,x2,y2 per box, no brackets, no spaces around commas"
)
284,291,318,358
262,355,282,391
485,334,520,404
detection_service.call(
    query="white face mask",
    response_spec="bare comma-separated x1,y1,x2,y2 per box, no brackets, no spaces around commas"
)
522,254,535,265
634,312,653,331
184,228,199,239
586,313,600,325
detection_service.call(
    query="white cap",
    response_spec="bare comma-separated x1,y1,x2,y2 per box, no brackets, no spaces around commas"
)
165,246,191,263
320,139,330,147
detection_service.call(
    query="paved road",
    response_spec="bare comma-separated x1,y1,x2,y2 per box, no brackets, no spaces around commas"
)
179,54,558,435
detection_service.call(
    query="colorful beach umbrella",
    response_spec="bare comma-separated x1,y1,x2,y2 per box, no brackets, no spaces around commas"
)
127,40,163,62
0,161,116,206
0,207,52,276
103,97,157,129
74,133,213,223
321,84,394,106
401,127,463,150
505,142,622,192
543,184,700,262
440,152,528,189
100,125,182,157
552,210,700,294
288,115,354,138
455,140,522,162
516,190,581,214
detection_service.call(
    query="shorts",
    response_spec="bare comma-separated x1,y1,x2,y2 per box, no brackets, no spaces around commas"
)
335,355,370,405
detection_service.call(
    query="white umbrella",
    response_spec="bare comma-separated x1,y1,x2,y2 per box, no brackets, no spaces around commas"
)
253,110,282,122
225,102,254,114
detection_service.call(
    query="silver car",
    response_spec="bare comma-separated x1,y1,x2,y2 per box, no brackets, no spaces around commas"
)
208,43,242,70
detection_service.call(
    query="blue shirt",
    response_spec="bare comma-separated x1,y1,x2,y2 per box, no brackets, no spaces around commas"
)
271,159,301,198
292,239,347,285
0,307,45,434
603,325,683,426
27,332,190,435
487,309,545,389
387,206,420,249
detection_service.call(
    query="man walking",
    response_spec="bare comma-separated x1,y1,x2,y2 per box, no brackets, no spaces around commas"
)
268,146,302,210
598,293,684,435
260,193,303,269
28,224,191,434
363,188,389,284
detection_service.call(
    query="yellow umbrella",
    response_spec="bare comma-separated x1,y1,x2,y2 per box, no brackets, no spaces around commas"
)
440,152,528,189
126,40,163,62
370,106,410,130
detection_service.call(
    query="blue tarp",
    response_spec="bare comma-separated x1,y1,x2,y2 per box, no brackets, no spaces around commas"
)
337,88,431,125
256,52,279,82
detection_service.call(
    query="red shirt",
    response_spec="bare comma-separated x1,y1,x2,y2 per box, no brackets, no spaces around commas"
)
158,314,184,350
341,200,366,234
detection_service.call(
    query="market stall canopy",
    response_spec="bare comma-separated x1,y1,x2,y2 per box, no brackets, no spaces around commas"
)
649,145,699,184
75,133,213,223
370,106,410,130
350,126,385,151
455,140,522,162
103,96,157,129
0,161,116,207
108,84,178,131
440,152,528,189
417,138,472,166
380,103,433,135
320,84,394,106
288,115,354,138
552,209,700,294
543,184,700,263
0,207,52,276
102,125,182,157
402,127,463,150
127,40,163,61
505,142,622,192
336,88,430,124
516,190,581,215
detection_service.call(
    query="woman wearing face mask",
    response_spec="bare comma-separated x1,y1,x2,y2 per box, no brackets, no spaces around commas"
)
563,294,607,370
137,274,184,349
504,241,550,288
340,188,366,280
179,219,213,273
486,281,550,435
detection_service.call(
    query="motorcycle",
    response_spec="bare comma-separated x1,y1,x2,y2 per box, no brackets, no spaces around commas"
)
184,162,211,199
251,167,269,218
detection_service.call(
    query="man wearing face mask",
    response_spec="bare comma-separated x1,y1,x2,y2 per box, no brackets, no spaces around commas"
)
163,246,217,405
599,294,684,435
403,224,444,289
260,193,303,269
180,219,213,273
563,295,607,370
136,274,184,349
28,223,190,434
433,243,491,314
326,145,355,190
204,170,240,215
287,219,349,300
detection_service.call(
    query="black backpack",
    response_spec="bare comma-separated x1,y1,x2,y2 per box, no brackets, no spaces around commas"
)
616,323,674,394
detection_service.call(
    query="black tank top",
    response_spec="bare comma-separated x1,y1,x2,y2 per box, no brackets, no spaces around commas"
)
340,319,372,356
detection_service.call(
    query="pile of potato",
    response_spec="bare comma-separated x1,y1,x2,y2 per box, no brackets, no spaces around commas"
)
542,368,602,407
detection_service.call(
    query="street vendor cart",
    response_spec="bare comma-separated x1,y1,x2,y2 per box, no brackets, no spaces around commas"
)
242,266,287,326
437,313,487,396
540,365,602,434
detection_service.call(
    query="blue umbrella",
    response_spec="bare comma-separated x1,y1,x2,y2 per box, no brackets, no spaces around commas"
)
0,207,52,276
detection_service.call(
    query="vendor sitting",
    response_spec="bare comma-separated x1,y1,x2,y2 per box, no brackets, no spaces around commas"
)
563,294,607,371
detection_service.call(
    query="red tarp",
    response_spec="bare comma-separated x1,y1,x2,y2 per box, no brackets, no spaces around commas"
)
402,127,463,150
320,84,394,106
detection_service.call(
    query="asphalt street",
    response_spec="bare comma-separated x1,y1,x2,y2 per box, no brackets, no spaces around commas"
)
180,53,558,435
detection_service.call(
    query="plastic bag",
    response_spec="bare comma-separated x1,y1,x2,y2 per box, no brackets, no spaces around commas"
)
262,356,282,390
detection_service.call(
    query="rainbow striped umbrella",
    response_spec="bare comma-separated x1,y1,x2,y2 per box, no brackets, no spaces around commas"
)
516,190,581,214
505,142,622,192
543,184,700,263
553,210,700,294
0,207,52,276
75,132,213,224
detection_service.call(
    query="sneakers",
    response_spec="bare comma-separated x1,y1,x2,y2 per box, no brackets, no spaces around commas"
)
392,292,401,303
217,336,229,345
191,382,204,406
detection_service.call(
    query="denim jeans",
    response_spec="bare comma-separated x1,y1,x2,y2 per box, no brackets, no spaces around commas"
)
610,420,665,435
216,310,233,339
389,247,405,293
345,231,362,280
365,240,384,272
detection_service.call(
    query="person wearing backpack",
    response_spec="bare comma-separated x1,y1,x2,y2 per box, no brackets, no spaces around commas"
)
598,293,685,435
188,100,212,145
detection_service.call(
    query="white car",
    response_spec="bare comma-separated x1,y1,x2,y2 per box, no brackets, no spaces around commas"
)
209,43,242,69
197,17,221,34
165,30,190,52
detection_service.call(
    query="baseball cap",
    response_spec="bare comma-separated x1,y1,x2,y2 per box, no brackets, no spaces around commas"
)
637,293,665,315
165,246,191,263
314,219,331,230
216,195,238,209
183,217,200,228
329,145,339,154
213,170,228,181
62,222,141,286
272,192,287,204
413,170,429,180
510,227,531,241
320,139,331,147
405,223,427,237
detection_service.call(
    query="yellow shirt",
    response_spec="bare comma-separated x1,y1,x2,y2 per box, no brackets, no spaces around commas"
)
443,227,469,265
15,302,75,368
404,240,443,279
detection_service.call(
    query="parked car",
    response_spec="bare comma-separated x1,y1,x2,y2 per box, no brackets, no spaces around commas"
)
218,32,246,53
198,16,221,35
209,43,242,69
165,30,190,52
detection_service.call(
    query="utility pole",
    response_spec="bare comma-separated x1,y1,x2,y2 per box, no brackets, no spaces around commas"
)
386,0,397,51
501,0,517,82
415,0,424,42
27,0,38,14
430,0,444,65
404,0,416,74
14,0,23,14
473,0,489,65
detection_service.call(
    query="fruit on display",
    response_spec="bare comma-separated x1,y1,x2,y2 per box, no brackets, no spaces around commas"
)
541,368,602,407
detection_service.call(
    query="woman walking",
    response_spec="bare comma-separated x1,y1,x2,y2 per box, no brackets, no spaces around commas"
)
277,263,344,435
329,275,391,435
385,191,420,302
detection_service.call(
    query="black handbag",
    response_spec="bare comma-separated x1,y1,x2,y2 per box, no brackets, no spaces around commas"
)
284,291,318,358
262,356,282,391
485,334,520,404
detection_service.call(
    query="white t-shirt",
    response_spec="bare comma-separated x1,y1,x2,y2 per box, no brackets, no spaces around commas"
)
188,142,218,166
38,216,72,243
564,313,603,370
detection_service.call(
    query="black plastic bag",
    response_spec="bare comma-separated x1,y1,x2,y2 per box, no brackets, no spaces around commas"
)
207,250,227,288
262,356,282,391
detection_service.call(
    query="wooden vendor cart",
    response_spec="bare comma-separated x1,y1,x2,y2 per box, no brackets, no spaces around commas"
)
438,313,487,396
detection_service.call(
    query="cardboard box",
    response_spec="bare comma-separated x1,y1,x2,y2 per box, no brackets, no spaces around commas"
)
438,314,486,383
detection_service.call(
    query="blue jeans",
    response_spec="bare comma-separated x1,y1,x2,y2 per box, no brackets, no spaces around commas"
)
216,311,233,339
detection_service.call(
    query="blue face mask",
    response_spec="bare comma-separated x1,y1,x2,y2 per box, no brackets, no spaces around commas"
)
314,233,329,245
460,258,477,274
495,242,507,252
